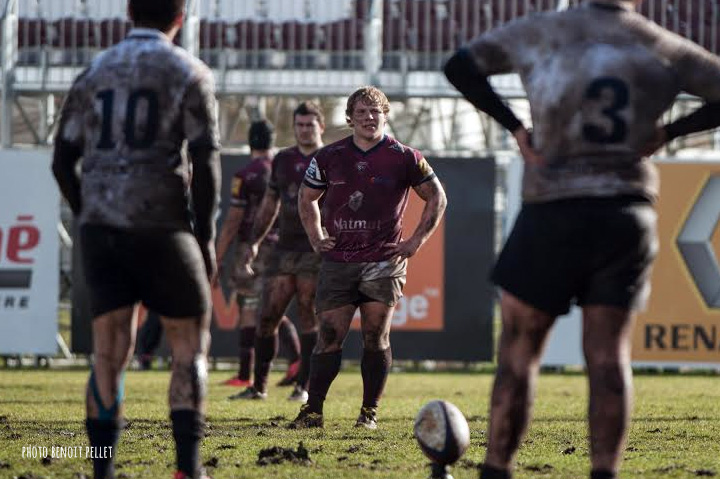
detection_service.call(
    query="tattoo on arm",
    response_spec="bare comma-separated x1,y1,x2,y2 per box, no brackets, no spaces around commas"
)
250,190,281,245
410,177,448,245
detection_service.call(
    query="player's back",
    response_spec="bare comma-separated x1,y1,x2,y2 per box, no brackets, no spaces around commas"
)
467,1,720,201
66,28,215,230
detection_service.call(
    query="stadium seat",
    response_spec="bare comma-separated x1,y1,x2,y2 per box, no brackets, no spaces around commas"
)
98,18,131,48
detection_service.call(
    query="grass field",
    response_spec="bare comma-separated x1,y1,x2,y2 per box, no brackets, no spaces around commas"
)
1,369,720,479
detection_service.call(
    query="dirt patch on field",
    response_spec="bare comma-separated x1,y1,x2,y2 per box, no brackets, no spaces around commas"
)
257,442,311,466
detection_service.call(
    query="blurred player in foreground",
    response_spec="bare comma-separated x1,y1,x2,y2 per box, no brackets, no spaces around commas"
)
444,1,720,478
52,1,220,478
215,120,302,394
290,86,447,429
233,101,325,402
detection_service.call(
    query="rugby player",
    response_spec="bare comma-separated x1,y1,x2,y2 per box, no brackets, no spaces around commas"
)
443,1,720,478
215,120,302,394
290,86,447,429
232,101,326,403
52,1,220,478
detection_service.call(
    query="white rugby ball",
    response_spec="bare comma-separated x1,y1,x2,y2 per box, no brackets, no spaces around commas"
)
414,400,470,465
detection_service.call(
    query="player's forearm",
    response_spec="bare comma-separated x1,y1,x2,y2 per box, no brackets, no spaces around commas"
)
51,140,83,215
409,179,447,248
249,193,280,246
298,189,324,246
663,101,720,142
444,48,523,133
216,208,242,262
190,148,221,243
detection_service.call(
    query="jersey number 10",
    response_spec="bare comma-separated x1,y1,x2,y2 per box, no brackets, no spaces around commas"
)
96,89,160,149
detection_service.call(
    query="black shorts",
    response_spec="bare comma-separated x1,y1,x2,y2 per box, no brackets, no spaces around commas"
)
491,196,658,316
80,224,211,318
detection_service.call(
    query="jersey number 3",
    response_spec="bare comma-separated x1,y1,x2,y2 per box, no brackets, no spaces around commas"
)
96,89,159,149
582,77,629,144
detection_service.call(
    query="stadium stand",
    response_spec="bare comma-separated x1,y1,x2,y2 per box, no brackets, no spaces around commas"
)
6,0,720,98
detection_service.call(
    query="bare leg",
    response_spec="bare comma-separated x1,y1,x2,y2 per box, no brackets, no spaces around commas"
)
583,305,636,475
161,311,211,478
305,304,356,412
295,275,320,389
253,275,296,393
358,301,394,412
484,291,556,471
86,305,138,479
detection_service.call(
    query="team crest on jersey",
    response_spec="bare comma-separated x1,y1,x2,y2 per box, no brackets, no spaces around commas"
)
295,162,306,173
356,162,369,173
389,142,405,153
348,191,364,212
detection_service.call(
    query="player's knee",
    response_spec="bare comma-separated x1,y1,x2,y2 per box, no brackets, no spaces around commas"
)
362,329,389,351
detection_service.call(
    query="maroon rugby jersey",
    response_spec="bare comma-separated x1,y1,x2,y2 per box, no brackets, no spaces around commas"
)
270,146,318,252
230,156,279,244
304,135,435,262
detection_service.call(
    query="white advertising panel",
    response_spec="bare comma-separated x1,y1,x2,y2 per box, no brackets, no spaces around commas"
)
0,149,59,354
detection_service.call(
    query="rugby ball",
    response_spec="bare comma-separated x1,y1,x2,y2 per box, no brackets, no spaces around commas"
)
414,400,470,465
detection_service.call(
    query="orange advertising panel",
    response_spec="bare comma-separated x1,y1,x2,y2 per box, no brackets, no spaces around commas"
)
349,191,445,331
634,162,720,363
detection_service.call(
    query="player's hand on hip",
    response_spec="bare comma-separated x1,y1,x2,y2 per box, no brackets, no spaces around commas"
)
312,236,336,253
386,237,421,262
236,243,258,276
513,127,545,167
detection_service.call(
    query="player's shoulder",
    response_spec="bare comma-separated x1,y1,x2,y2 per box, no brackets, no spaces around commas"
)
274,145,300,162
384,136,422,161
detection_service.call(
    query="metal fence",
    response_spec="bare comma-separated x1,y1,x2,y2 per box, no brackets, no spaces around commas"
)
7,0,720,96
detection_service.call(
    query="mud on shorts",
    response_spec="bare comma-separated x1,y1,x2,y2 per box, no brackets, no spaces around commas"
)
491,196,658,316
315,259,408,313
80,224,211,319
265,249,322,278
229,242,274,307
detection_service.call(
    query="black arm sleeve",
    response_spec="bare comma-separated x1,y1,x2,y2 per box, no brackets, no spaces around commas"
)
663,101,720,141
190,147,221,243
443,48,523,133
51,139,83,215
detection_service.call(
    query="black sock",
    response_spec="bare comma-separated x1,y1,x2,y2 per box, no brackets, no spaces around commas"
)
253,334,278,393
297,331,318,389
170,410,204,478
85,418,121,479
278,317,300,363
306,350,342,414
361,347,392,408
238,326,255,380
591,470,617,479
480,464,511,479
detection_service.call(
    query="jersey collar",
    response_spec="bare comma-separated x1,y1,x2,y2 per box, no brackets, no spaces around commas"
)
587,0,635,12
127,28,171,42
351,134,388,156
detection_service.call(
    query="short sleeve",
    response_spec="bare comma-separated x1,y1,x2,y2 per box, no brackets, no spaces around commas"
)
464,15,539,75
671,38,720,102
407,149,436,187
303,156,327,189
58,75,90,148
183,69,221,153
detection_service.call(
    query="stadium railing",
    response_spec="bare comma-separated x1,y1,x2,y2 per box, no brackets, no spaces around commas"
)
11,0,720,97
